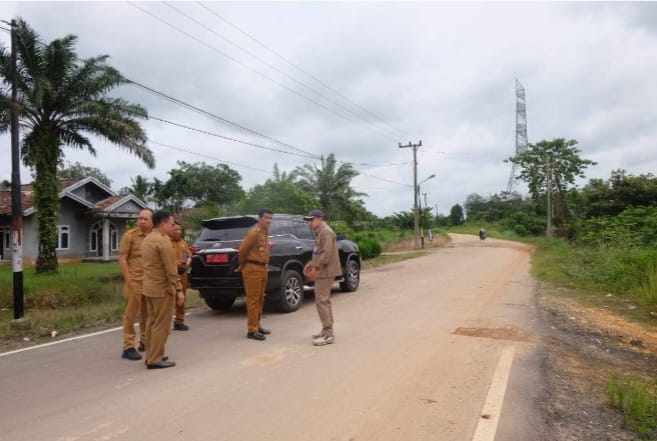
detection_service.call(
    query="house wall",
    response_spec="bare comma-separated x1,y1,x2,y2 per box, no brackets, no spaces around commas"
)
55,198,89,259
70,184,110,205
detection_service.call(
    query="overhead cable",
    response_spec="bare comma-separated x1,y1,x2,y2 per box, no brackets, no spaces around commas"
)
197,1,407,139
128,1,394,141
164,1,400,140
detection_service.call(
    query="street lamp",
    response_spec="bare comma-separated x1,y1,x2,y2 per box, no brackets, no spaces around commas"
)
416,174,435,248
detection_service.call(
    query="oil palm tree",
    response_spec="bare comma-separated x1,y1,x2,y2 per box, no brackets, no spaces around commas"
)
0,19,154,272
291,153,366,221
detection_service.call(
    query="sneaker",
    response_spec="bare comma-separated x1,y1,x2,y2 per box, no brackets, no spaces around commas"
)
312,330,326,339
173,322,190,331
312,333,335,346
122,348,143,360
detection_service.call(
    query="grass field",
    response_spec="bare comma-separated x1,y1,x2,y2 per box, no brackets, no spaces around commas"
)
0,262,204,339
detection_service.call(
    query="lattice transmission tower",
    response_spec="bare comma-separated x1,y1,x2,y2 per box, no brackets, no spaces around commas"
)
506,79,528,193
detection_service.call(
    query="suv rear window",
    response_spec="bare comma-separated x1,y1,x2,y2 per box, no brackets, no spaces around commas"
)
199,217,258,241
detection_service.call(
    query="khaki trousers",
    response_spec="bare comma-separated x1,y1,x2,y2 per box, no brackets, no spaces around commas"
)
174,275,188,324
243,264,268,333
145,294,174,365
122,283,149,350
314,278,334,334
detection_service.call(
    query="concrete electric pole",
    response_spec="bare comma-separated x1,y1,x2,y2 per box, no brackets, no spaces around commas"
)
399,141,422,249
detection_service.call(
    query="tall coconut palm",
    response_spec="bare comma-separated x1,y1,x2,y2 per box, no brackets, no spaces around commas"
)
0,20,154,272
291,153,366,221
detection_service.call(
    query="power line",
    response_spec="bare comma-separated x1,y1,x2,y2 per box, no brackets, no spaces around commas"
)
128,79,320,159
163,1,400,140
128,1,395,141
129,80,410,184
150,114,408,168
150,116,315,159
148,140,273,174
197,1,407,140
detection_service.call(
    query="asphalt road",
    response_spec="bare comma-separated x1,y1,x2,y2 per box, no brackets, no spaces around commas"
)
0,234,545,441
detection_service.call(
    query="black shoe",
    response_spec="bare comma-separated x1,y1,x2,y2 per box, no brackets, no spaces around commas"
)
144,355,168,365
258,328,271,335
173,322,190,331
138,341,145,352
122,348,142,361
247,331,266,341
146,360,176,369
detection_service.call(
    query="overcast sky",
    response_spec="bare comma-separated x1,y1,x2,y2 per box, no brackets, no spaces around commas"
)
1,2,657,218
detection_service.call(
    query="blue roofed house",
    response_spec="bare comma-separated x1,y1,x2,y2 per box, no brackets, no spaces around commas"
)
0,177,148,263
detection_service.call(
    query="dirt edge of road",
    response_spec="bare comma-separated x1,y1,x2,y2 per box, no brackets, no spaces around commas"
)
537,285,657,441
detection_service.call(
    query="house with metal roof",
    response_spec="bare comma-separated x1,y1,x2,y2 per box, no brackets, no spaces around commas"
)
0,177,148,262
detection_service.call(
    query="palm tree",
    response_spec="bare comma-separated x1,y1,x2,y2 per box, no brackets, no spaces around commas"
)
0,20,154,272
124,175,152,204
291,153,366,221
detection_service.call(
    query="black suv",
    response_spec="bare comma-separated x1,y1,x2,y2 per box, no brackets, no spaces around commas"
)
189,214,361,312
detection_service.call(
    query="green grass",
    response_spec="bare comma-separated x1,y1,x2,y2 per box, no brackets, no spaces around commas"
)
608,374,657,439
0,262,124,309
0,263,204,339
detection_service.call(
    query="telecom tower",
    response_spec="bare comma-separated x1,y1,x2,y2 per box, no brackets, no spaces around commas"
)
506,79,528,192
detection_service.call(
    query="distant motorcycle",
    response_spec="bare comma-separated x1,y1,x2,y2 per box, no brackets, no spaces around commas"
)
479,229,487,240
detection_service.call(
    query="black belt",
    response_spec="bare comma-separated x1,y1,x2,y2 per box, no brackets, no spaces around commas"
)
245,260,267,266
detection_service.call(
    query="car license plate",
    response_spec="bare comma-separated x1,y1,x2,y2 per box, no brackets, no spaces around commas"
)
206,254,230,264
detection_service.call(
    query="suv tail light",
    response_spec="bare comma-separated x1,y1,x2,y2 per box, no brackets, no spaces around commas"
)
269,241,275,249
189,246,201,254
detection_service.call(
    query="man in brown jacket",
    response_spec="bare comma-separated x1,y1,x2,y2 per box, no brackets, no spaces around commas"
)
237,209,273,341
305,209,342,346
142,211,184,369
118,208,153,361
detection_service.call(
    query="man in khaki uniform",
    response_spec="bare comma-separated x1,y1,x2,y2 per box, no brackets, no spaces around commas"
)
142,211,184,369
237,209,273,341
305,209,342,346
171,221,191,331
119,208,153,361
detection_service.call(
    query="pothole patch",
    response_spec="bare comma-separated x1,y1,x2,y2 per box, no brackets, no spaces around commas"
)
453,325,532,342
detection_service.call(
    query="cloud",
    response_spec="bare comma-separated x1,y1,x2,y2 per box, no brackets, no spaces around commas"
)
1,2,657,217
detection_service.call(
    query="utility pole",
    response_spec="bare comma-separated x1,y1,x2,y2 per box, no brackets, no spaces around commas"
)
7,19,23,320
423,192,428,208
399,140,422,249
545,155,552,238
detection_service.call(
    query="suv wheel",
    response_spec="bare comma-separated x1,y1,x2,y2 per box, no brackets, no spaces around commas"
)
204,296,236,311
276,269,304,313
340,259,360,292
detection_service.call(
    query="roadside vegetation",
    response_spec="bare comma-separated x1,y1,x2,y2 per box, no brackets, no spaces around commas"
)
608,374,657,439
0,263,204,339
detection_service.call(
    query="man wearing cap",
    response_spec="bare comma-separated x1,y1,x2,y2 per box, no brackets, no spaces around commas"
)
304,209,342,346
237,209,273,341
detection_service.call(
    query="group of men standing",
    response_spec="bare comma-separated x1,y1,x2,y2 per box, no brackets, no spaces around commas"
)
119,208,191,370
118,206,343,371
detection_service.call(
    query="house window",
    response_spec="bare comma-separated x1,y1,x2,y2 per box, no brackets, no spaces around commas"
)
57,225,70,250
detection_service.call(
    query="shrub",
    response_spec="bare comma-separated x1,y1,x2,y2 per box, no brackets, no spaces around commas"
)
501,212,545,236
356,236,382,259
